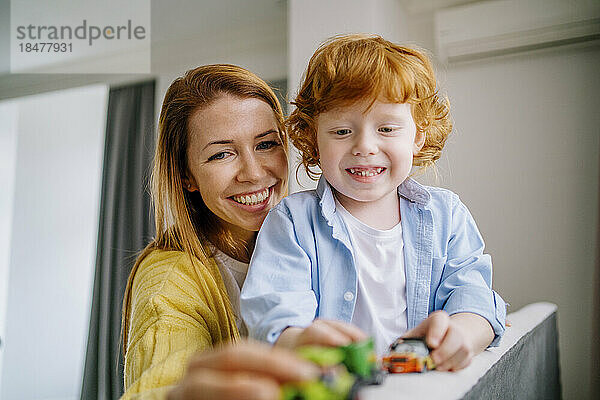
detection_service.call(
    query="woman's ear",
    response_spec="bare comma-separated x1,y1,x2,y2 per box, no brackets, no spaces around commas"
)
413,129,426,155
183,176,198,192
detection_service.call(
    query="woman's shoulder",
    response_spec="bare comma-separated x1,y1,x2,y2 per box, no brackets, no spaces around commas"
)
138,248,190,268
132,249,214,301
136,249,192,281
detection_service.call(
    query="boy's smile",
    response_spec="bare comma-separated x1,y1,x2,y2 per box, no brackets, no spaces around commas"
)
316,100,425,228
346,166,386,180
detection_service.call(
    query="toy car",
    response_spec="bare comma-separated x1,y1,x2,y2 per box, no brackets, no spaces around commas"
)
281,338,384,400
382,337,435,374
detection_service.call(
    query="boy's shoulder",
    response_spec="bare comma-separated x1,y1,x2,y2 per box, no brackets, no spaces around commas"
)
423,184,459,200
404,178,458,199
404,179,461,211
273,188,321,214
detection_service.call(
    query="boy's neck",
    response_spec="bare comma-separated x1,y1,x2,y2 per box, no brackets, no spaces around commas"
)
334,189,400,230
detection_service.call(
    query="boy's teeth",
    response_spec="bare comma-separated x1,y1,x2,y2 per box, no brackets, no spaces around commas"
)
349,168,384,177
233,188,269,205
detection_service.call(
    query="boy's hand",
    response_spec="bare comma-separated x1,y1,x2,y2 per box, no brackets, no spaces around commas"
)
276,319,368,349
402,311,494,371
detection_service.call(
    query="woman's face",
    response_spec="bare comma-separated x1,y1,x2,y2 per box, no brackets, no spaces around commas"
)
185,94,288,242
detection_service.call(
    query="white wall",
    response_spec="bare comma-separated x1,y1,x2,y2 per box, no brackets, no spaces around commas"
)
403,3,599,399
0,100,18,397
0,85,107,400
438,46,599,400
151,0,288,127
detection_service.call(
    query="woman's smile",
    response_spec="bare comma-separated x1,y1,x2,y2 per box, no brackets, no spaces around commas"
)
230,186,272,208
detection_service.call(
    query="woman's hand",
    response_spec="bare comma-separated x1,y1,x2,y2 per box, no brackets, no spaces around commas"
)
402,311,494,371
167,340,320,400
276,319,368,349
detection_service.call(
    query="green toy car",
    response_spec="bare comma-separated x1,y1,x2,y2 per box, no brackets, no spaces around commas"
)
281,338,385,400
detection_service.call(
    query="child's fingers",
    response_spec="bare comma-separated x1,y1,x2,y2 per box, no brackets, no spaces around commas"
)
403,311,449,349
302,324,349,347
316,319,368,342
189,341,319,382
449,353,473,372
429,326,472,371
297,319,360,347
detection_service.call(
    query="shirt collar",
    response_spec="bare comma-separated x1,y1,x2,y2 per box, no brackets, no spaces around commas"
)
397,176,431,206
316,174,431,221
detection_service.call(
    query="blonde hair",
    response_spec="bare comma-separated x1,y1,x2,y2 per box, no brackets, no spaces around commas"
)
121,64,287,354
287,33,452,179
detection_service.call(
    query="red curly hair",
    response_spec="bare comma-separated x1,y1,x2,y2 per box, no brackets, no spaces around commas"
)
287,34,452,179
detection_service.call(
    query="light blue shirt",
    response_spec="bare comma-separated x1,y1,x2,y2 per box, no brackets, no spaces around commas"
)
241,177,507,346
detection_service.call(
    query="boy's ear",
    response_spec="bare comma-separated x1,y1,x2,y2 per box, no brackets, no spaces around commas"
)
413,129,426,154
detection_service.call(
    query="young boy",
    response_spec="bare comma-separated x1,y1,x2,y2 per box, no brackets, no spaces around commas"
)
241,34,506,371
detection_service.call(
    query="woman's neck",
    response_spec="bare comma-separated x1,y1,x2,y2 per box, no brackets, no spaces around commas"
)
207,229,256,264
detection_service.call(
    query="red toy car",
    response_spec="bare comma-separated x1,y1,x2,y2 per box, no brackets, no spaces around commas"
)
382,338,435,373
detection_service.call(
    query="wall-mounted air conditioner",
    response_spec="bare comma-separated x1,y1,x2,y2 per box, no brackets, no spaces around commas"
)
435,0,600,63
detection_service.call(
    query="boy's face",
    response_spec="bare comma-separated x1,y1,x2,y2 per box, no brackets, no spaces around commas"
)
316,99,424,213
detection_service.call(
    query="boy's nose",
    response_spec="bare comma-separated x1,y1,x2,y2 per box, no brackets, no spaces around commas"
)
351,131,378,156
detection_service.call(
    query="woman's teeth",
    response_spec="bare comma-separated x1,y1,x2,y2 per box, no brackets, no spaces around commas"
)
348,168,384,177
232,188,269,205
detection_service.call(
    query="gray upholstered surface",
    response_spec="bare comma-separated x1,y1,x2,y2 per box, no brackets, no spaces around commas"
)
361,302,560,399
462,310,561,400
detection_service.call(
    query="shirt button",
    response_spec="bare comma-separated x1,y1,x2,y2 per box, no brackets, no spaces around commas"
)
344,291,354,301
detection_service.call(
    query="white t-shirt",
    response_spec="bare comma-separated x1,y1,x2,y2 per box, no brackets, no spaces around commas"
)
210,244,249,336
335,199,408,355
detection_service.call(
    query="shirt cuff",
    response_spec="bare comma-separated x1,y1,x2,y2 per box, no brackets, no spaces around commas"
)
443,287,507,347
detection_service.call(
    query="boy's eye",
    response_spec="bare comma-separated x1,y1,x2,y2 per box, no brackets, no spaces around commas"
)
335,129,352,136
256,140,280,151
379,126,404,134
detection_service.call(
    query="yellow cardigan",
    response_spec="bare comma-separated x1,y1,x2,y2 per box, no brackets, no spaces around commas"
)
121,249,240,399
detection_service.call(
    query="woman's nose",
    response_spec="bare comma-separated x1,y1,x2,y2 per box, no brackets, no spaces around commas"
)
236,152,268,182
352,131,378,156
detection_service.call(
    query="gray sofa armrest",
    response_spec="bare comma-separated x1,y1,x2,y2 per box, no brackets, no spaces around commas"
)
361,302,560,399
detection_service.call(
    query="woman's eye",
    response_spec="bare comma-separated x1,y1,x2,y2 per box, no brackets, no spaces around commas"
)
335,129,352,136
208,152,229,161
379,127,396,133
256,140,280,151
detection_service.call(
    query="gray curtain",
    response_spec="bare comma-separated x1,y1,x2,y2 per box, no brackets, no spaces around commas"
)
81,80,156,400
593,150,600,397
268,79,288,115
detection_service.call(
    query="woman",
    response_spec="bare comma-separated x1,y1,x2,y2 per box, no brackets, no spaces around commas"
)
119,64,288,397
121,64,364,400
